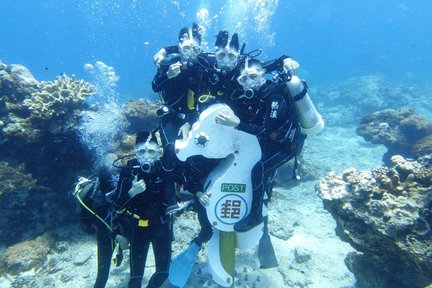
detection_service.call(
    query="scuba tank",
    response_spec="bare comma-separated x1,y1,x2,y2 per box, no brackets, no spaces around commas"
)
286,75,324,135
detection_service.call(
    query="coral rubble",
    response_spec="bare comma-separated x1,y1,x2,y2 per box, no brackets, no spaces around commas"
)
317,155,432,288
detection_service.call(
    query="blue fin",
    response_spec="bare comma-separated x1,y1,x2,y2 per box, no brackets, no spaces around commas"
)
169,242,200,288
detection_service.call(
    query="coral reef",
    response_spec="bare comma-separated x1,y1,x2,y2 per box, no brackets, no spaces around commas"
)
0,162,39,197
23,74,94,119
0,61,161,246
0,63,38,106
317,155,432,288
357,108,432,163
0,161,73,245
0,233,53,275
122,99,160,134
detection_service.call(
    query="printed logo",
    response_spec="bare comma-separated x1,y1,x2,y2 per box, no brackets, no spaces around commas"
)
215,194,248,225
221,183,246,193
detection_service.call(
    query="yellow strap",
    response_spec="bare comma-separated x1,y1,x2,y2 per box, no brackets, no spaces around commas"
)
187,90,195,110
75,188,113,233
198,94,215,104
138,219,149,227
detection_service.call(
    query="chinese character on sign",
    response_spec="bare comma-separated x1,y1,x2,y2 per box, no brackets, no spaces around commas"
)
220,200,242,219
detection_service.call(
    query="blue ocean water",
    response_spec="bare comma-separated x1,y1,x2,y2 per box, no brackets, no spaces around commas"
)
1,0,431,102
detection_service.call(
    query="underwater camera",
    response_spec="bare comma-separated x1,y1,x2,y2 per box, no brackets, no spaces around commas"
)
160,53,187,70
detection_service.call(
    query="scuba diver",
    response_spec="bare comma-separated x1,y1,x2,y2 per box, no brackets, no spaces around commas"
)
73,166,127,288
111,130,174,288
215,57,324,232
152,22,204,215
186,30,301,121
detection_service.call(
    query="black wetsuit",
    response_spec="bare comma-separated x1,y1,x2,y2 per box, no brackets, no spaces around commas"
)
112,159,172,288
190,53,292,120
152,55,201,209
180,156,221,246
231,81,302,230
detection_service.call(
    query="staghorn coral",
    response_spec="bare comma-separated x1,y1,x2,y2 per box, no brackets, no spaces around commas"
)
23,74,94,119
317,155,432,288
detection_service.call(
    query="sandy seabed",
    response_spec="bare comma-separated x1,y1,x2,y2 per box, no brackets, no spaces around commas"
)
0,124,387,288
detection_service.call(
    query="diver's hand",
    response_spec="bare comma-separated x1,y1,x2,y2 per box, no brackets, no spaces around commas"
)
128,176,146,198
196,191,210,207
215,109,240,127
167,61,182,79
178,122,191,141
283,57,300,76
153,48,167,69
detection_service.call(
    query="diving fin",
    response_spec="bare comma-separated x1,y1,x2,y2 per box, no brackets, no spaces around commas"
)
168,242,200,287
258,216,278,269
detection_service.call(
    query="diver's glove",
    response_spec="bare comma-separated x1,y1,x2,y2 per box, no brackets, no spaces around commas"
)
215,109,240,127
178,122,191,141
128,176,147,198
167,61,182,79
283,57,300,76
153,48,167,68
196,191,210,207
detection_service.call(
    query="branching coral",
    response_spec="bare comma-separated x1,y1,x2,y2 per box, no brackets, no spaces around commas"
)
23,74,94,119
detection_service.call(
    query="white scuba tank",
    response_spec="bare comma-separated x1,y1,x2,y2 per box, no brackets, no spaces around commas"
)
286,75,324,135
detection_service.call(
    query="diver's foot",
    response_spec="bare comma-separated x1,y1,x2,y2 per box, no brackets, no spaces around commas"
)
165,203,181,215
234,214,264,232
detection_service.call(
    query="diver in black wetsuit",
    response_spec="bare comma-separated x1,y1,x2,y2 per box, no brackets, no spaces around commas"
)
79,131,216,288
112,130,172,288
151,23,203,215
215,58,303,232
74,166,123,288
188,30,301,120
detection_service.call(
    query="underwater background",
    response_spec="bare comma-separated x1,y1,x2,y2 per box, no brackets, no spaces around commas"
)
1,1,431,288
1,0,431,101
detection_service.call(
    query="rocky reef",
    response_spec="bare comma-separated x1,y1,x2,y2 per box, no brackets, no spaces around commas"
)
317,155,432,288
357,108,432,163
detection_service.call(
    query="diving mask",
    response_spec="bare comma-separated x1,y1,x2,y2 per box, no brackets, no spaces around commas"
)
215,47,239,72
237,66,265,92
179,38,202,63
135,142,162,172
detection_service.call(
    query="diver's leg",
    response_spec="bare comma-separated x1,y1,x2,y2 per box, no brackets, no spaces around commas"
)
191,200,213,246
128,226,150,288
234,161,265,232
146,223,171,288
94,225,114,288
159,117,180,214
